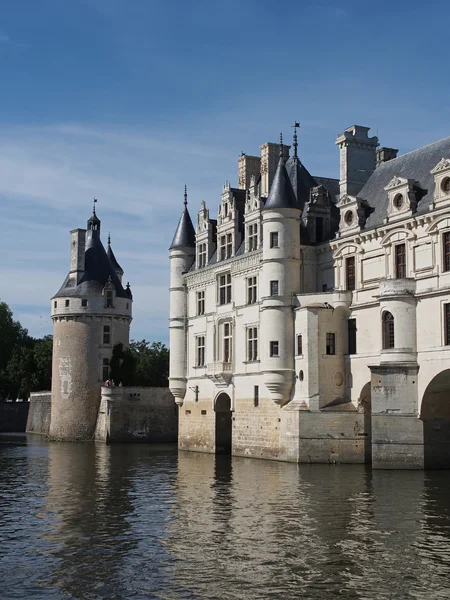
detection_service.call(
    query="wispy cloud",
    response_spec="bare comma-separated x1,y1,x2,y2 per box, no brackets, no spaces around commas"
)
0,32,27,49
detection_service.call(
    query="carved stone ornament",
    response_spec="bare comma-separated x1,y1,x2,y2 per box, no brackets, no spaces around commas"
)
384,176,408,191
431,158,450,174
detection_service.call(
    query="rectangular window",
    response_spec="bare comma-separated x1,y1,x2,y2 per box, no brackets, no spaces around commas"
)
348,319,357,354
65,299,70,307
103,325,111,345
315,217,324,243
297,334,303,356
270,341,279,357
254,385,259,408
326,332,336,355
219,273,232,305
247,327,258,361
198,243,207,268
81,299,88,307
220,235,226,261
270,280,279,296
223,322,232,363
395,243,406,279
346,256,355,291
226,233,233,259
444,232,450,272
197,290,205,315
196,336,205,367
106,290,113,308
248,223,258,251
102,358,110,381
270,232,279,248
445,304,450,346
54,301,57,308
247,276,257,305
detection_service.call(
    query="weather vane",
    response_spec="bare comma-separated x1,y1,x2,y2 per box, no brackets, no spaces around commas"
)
291,121,300,158
93,197,98,214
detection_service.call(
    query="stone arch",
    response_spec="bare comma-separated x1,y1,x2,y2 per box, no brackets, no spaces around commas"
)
420,369,450,468
358,381,372,464
214,392,232,455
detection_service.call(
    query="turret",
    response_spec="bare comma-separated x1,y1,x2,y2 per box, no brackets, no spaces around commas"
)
260,135,302,404
169,187,196,405
49,204,132,440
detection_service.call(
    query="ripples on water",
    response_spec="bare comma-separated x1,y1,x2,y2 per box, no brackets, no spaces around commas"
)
1,434,450,600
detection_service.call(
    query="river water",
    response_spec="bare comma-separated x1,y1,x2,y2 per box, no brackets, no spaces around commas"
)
1,434,450,600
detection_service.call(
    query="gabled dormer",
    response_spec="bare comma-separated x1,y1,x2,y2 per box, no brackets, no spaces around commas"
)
431,158,450,208
216,182,245,260
336,194,368,236
196,201,216,268
303,185,331,243
244,175,262,252
384,176,418,222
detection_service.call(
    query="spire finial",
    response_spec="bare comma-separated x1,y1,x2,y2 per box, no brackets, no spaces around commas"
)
279,132,284,159
108,232,111,245
291,121,300,158
93,197,97,215
184,185,188,208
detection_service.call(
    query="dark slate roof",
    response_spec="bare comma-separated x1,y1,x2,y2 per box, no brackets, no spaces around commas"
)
107,241,123,274
54,230,128,298
286,156,317,213
314,176,340,203
359,136,450,229
170,206,196,249
263,157,299,211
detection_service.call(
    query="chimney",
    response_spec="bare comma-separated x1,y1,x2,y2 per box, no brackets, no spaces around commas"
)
260,142,290,197
70,228,86,276
376,147,398,167
336,125,379,197
238,153,261,190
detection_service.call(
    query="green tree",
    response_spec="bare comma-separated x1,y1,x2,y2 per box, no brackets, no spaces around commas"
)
109,342,136,385
33,335,53,391
129,340,169,387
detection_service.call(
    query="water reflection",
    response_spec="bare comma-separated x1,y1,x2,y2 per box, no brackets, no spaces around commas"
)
1,435,450,600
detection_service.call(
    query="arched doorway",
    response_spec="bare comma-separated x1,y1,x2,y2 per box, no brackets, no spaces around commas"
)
215,393,232,455
421,370,450,469
359,382,372,464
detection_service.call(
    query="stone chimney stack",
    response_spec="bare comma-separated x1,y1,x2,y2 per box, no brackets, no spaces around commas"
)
238,154,261,190
260,142,290,197
376,147,398,167
70,228,86,275
336,125,379,197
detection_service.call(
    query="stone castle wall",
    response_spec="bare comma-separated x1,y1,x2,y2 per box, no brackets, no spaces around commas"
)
26,392,51,435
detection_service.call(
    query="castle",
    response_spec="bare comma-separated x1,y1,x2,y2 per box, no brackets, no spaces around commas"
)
169,124,450,469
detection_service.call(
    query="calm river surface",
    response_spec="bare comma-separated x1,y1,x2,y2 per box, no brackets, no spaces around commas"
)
1,434,450,600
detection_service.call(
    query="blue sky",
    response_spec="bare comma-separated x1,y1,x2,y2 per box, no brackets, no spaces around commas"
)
1,0,449,344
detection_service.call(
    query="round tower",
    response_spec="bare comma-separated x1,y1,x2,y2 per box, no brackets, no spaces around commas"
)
260,136,302,404
49,206,133,440
379,278,417,363
169,187,196,405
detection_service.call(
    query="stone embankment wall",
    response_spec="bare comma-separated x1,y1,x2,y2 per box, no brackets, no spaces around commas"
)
0,402,30,432
26,392,51,435
95,386,177,443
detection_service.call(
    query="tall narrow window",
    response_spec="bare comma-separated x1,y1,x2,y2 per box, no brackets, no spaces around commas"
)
219,273,232,305
444,232,450,272
270,232,279,248
315,217,324,242
445,304,450,345
106,290,113,308
326,332,336,355
247,276,257,305
297,334,303,356
197,291,205,315
248,223,258,251
382,311,395,349
102,358,110,381
226,233,233,259
198,243,207,268
223,322,232,363
65,299,70,307
346,256,355,291
220,235,226,261
270,341,279,357
103,325,111,345
196,336,205,367
395,243,406,279
247,327,258,361
270,280,279,296
348,319,357,354
254,385,259,408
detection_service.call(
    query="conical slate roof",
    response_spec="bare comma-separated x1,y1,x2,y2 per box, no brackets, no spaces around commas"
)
263,147,299,211
285,156,317,213
107,236,124,274
170,187,196,249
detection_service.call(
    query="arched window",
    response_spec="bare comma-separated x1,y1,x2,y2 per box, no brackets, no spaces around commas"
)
382,311,395,349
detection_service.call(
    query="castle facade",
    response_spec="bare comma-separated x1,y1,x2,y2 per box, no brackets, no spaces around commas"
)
169,124,450,469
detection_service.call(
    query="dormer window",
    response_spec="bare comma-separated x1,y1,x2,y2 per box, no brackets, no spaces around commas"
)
431,159,450,207
226,233,232,259
344,210,353,225
384,176,417,221
224,203,229,217
393,193,404,209
337,195,367,234
442,178,450,194
198,243,207,268
106,291,113,308
220,235,226,261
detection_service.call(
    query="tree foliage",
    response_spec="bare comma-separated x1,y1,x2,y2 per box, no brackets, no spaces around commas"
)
128,340,169,387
